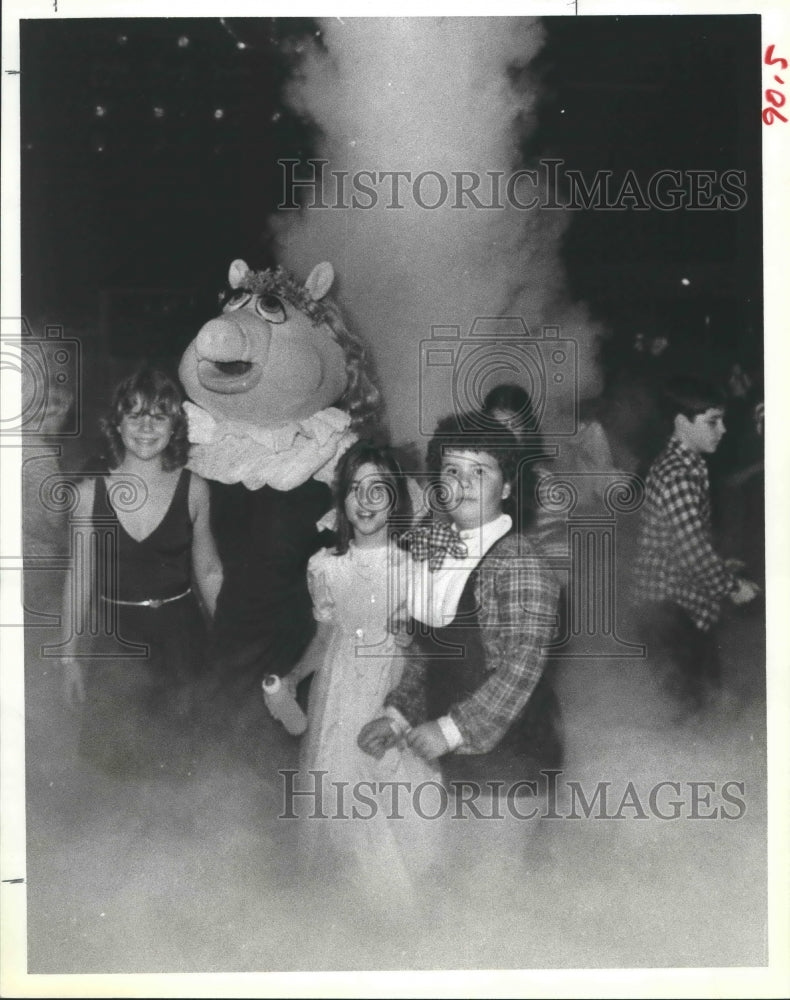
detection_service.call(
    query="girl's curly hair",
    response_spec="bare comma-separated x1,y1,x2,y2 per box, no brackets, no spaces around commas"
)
99,366,189,471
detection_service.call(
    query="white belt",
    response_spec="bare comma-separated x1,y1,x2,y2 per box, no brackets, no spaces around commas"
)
100,587,192,609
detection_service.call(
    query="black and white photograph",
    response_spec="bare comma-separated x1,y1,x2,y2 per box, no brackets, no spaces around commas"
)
1,2,789,996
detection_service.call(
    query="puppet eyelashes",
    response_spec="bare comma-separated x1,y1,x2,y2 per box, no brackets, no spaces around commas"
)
224,291,252,312
223,291,287,325
255,295,286,324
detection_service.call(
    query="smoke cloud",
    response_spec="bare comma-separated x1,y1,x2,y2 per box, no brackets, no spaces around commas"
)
270,17,603,449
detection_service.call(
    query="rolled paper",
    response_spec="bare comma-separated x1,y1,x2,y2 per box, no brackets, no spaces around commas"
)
262,674,308,736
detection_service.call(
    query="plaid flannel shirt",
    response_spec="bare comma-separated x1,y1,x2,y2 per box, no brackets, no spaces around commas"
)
634,435,738,631
386,533,560,755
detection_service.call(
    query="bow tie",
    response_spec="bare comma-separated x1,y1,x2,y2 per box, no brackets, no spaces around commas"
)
404,522,468,571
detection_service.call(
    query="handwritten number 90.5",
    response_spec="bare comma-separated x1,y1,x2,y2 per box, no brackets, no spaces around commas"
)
763,44,788,124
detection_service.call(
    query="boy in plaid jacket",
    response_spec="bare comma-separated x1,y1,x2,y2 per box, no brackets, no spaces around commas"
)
633,377,759,709
358,413,563,796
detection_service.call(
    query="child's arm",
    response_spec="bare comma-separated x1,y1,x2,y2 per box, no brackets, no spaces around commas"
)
284,550,334,693
361,550,429,757
388,550,414,647
359,645,429,758
285,621,331,693
59,478,95,706
189,473,223,619
439,541,560,755
382,648,429,729
406,722,450,760
660,472,739,599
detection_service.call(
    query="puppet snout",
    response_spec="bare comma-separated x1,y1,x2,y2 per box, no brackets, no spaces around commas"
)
194,314,265,364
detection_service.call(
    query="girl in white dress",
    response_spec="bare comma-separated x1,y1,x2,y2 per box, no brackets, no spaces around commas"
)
286,441,440,906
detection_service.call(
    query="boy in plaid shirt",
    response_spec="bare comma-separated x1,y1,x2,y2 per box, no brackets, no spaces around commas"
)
634,377,759,709
358,413,563,796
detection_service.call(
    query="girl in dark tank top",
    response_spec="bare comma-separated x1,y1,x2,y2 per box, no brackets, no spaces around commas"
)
60,367,222,778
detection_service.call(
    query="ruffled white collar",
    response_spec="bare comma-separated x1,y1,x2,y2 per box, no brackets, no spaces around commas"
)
183,401,356,491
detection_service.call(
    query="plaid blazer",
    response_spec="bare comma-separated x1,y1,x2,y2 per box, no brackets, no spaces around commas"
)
386,532,560,754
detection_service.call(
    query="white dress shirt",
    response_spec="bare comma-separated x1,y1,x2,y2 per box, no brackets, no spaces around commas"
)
388,513,512,751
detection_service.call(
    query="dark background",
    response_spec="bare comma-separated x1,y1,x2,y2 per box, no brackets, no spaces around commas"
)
20,15,763,379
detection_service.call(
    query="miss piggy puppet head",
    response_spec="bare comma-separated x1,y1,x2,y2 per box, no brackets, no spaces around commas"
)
179,259,370,428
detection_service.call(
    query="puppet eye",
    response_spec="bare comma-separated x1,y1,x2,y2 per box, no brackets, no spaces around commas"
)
255,293,287,324
224,291,252,312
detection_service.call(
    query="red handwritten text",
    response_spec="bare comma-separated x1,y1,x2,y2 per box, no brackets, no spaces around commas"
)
763,44,788,124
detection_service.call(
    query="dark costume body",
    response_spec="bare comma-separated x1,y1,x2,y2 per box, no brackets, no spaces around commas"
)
209,479,332,684
205,479,333,765
80,468,206,778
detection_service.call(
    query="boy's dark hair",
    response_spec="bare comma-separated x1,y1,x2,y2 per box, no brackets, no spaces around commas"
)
332,439,412,555
482,382,539,433
426,412,520,481
99,365,188,471
482,381,545,463
661,376,726,422
426,411,537,527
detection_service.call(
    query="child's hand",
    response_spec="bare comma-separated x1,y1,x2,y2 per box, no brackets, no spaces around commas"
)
730,578,761,605
725,557,747,574
391,630,413,649
357,717,399,759
388,611,413,648
61,657,86,707
406,722,450,761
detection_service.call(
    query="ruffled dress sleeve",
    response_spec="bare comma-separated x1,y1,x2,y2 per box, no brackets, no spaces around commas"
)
306,548,336,623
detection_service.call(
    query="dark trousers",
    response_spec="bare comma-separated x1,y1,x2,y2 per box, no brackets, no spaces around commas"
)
640,600,722,708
